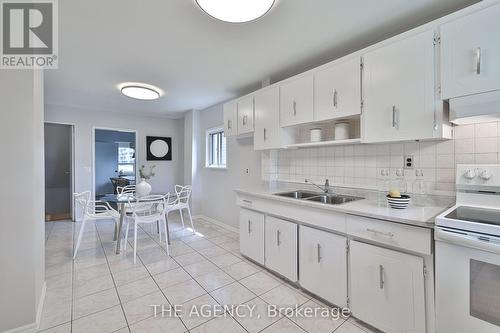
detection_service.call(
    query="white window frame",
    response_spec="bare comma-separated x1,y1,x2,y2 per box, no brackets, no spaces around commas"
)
205,127,227,169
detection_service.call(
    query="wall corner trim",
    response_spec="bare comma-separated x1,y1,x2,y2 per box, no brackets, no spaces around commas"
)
1,282,46,333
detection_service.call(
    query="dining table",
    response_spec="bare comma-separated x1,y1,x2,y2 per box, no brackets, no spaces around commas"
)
100,193,171,254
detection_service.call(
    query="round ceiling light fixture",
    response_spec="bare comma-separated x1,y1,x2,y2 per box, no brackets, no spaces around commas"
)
195,0,275,23
120,83,161,101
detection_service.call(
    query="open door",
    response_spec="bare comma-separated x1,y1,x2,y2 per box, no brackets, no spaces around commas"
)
44,123,73,221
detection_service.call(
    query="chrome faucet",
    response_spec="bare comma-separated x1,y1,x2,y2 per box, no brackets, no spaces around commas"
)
305,179,330,194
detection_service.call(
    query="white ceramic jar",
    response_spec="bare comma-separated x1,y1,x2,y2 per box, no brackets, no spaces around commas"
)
310,128,323,142
334,122,350,140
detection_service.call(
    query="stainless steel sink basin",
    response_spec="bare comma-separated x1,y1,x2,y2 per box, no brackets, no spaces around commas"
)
305,194,363,205
274,191,363,205
274,190,323,199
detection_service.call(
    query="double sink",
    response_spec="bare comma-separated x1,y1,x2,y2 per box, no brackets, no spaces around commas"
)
274,190,364,205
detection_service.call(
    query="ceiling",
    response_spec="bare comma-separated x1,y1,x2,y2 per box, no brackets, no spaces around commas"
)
45,0,479,118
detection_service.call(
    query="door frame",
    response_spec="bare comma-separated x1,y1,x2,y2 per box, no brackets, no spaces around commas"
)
44,121,76,221
92,126,138,199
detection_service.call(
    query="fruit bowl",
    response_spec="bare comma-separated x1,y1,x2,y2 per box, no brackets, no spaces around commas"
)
386,194,411,209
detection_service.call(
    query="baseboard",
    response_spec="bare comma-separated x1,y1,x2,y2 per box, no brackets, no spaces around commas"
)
2,282,46,333
193,214,239,233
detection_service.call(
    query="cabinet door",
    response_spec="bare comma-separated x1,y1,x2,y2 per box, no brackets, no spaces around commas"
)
239,208,265,265
254,87,281,150
265,216,298,281
223,101,238,137
362,30,436,143
237,96,254,135
314,57,361,121
280,75,314,127
441,4,500,99
350,241,426,333
299,226,347,307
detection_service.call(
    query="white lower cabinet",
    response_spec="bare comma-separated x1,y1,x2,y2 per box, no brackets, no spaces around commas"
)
239,208,265,265
265,216,298,282
299,226,348,307
349,240,426,333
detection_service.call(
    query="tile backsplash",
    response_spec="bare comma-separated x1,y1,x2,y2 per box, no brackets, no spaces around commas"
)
262,121,500,195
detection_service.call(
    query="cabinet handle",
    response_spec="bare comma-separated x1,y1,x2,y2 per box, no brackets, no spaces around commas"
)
263,128,267,141
242,199,252,205
293,101,297,116
379,265,385,289
475,47,481,75
247,220,251,234
276,230,281,246
366,228,395,238
228,119,232,129
333,89,338,109
392,105,399,129
317,243,322,263
243,114,247,126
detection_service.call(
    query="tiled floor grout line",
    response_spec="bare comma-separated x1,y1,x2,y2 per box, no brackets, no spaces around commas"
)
127,223,193,332
94,223,131,333
139,222,253,332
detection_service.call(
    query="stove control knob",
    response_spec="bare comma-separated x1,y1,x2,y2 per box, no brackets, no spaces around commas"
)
479,170,492,181
464,169,476,180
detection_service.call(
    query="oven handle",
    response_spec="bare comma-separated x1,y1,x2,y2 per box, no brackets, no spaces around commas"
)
436,228,500,255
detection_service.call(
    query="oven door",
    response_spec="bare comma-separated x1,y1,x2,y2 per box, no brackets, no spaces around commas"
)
436,228,500,333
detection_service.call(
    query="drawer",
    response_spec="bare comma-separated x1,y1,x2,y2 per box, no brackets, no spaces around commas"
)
346,215,432,255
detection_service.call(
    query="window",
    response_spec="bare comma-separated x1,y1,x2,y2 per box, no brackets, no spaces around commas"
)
206,128,226,168
118,144,135,175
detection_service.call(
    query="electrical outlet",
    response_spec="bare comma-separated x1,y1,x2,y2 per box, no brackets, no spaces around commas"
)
404,155,414,169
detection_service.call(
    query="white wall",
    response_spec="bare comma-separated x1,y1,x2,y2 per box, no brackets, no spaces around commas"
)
194,104,262,228
44,104,184,218
0,70,45,332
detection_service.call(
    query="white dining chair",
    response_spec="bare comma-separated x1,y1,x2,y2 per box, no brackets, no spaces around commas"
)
124,195,170,263
165,185,195,232
73,191,120,259
117,185,135,195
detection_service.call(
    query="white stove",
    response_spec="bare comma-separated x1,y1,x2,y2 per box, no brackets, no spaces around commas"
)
435,164,500,333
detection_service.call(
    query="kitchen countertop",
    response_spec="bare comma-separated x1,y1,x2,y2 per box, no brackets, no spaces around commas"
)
235,182,455,229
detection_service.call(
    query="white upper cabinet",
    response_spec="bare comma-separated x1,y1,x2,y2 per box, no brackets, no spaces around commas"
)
237,96,254,135
223,101,238,137
280,75,314,127
350,240,426,333
441,4,500,99
362,30,436,143
254,87,281,150
314,57,361,121
299,226,347,307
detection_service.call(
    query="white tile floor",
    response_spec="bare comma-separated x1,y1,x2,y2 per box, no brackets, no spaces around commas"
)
41,214,379,333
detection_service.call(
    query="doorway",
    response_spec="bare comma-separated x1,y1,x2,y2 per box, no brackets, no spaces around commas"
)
93,128,137,199
44,123,74,221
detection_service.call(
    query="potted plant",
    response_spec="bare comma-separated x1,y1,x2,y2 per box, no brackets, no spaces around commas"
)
137,165,156,197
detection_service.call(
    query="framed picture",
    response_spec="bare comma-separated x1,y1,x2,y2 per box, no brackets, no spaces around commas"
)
146,136,172,161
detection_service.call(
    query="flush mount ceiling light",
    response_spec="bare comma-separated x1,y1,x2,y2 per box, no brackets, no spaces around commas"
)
120,84,161,101
195,0,275,23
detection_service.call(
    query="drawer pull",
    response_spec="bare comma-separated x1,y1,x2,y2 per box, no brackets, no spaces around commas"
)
317,243,322,263
276,230,281,246
366,228,395,238
247,220,251,234
379,264,385,289
242,199,252,205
